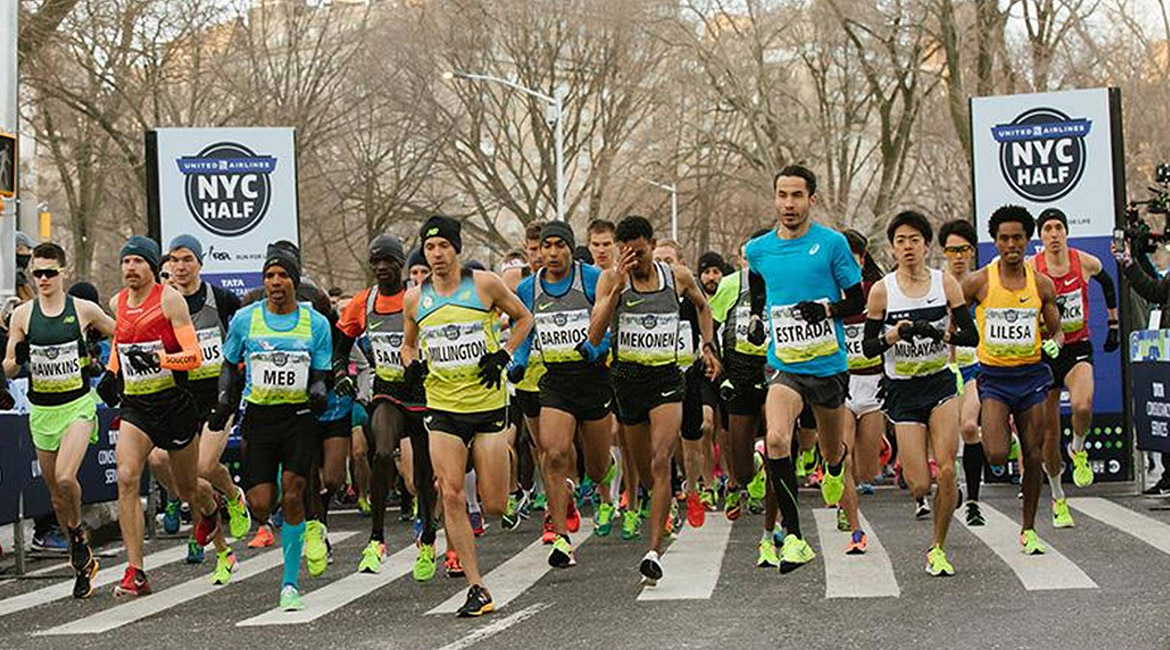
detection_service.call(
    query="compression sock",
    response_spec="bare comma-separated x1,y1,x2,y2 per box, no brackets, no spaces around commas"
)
963,442,984,502
766,457,801,539
1047,470,1066,501
282,520,305,589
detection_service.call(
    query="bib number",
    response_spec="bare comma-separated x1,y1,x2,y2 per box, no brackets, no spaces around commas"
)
733,304,767,356
534,309,590,363
1056,290,1085,334
188,328,224,382
677,320,695,369
120,341,175,395
30,342,84,394
423,321,489,376
983,308,1039,358
370,331,406,382
249,350,311,404
616,312,678,366
769,303,838,364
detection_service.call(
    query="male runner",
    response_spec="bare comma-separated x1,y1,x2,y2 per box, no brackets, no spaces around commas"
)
695,251,727,513
744,164,864,574
102,236,225,596
1030,208,1119,526
509,221,614,566
209,249,332,610
863,211,978,575
334,234,438,579
588,216,721,584
402,215,534,617
3,242,115,597
587,219,617,272
963,205,1063,555
939,219,987,526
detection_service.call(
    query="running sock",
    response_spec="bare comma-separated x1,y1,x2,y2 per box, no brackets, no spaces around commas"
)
765,457,801,539
465,470,481,514
825,445,845,478
1047,470,1066,501
282,520,305,589
963,442,984,502
610,446,623,501
1072,434,1087,453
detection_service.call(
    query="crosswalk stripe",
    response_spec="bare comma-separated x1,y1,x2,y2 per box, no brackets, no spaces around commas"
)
35,531,358,635
958,502,1096,591
0,543,188,618
813,509,900,598
428,520,595,615
1068,497,1170,556
638,515,732,600
236,532,447,626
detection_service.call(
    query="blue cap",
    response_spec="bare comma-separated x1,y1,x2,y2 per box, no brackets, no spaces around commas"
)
168,234,204,265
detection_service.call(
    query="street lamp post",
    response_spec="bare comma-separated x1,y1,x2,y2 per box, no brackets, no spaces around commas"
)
644,179,678,240
443,71,565,222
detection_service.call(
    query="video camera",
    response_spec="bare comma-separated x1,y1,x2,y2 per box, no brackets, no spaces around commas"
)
1122,162,1170,254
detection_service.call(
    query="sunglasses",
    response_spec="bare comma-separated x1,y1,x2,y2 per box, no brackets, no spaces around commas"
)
943,245,974,256
31,268,61,279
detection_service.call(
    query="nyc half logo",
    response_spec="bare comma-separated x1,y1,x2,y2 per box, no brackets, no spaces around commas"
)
992,108,1091,203
177,142,277,237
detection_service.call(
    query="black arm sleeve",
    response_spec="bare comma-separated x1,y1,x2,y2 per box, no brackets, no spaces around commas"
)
216,360,241,408
948,304,979,347
1091,269,1118,310
749,270,766,319
861,318,891,359
830,283,864,320
1123,262,1170,306
333,330,356,371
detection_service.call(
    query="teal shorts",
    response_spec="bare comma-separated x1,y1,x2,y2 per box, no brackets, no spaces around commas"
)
29,390,99,452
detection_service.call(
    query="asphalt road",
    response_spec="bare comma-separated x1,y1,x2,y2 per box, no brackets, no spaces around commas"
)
2,485,1169,650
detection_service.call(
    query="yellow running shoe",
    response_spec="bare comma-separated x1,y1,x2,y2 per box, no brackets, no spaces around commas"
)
1069,445,1094,488
1052,498,1075,529
925,545,954,577
358,539,386,574
304,521,328,577
821,462,845,506
1019,529,1047,555
414,543,437,582
779,534,815,574
757,534,779,568
211,549,237,585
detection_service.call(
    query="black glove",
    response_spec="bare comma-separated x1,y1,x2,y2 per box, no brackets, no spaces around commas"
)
333,362,357,399
0,383,14,411
746,316,766,346
96,371,121,407
14,340,29,365
1104,323,1120,353
477,349,511,390
911,319,944,342
207,402,233,432
506,363,526,385
794,301,828,325
896,321,914,342
404,359,428,385
124,348,160,374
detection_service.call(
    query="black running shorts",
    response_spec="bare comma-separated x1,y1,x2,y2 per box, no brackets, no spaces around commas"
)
240,403,317,487
424,407,509,447
119,387,201,451
611,361,684,426
539,364,612,422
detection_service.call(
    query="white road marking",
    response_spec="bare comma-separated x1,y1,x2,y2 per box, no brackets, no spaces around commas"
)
1068,497,1170,556
958,502,1096,591
433,602,550,650
813,509,900,598
428,520,594,615
638,516,733,600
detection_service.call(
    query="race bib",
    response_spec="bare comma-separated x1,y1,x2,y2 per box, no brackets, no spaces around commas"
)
616,312,678,366
120,340,176,395
29,341,84,394
677,320,695,369
733,304,768,356
370,331,406,382
535,309,590,363
889,319,950,378
422,321,489,377
249,350,311,404
769,303,838,364
187,328,224,382
982,308,1039,358
844,322,880,371
1055,290,1085,334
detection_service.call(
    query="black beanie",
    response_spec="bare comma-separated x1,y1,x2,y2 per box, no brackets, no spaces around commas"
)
420,215,462,254
540,221,575,249
263,250,301,287
68,281,100,304
1037,208,1068,231
120,236,161,272
406,247,427,269
697,251,725,273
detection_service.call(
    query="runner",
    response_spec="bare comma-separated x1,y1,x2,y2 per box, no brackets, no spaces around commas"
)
1030,208,1120,527
962,205,1063,555
402,215,534,617
744,165,864,574
588,215,721,584
587,219,617,272
102,236,226,596
695,251,727,513
863,211,978,575
334,234,438,579
209,248,333,610
509,221,614,566
3,242,116,597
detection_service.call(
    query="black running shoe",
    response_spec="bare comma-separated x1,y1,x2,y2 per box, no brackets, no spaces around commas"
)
69,537,91,572
73,558,99,599
965,502,985,526
456,585,494,618
1143,477,1170,497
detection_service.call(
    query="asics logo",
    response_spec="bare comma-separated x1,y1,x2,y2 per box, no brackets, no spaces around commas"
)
809,244,820,255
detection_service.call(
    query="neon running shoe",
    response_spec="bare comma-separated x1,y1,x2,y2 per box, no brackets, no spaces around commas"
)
639,550,663,585
279,584,304,611
1020,529,1047,555
515,488,533,520
502,492,521,531
797,448,817,480
686,493,705,528
836,507,850,532
639,490,652,519
566,494,581,533
193,503,221,546
747,452,767,501
1069,444,1094,488
456,584,493,618
414,543,437,582
595,502,616,537
621,509,641,540
845,530,868,555
667,500,682,537
779,534,815,574
531,491,548,512
358,540,386,574
699,486,717,511
821,459,846,506
548,534,576,568
541,514,556,545
249,524,275,549
757,535,779,568
925,545,954,576
444,549,465,578
965,502,985,527
1052,498,1075,529
1008,435,1021,462
357,496,371,517
72,557,99,599
211,549,237,585
225,486,251,540
186,535,205,564
113,566,151,597
724,490,743,521
304,520,329,577
163,499,181,535
807,466,824,488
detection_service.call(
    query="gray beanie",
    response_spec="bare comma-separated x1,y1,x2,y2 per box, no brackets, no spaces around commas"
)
168,233,204,265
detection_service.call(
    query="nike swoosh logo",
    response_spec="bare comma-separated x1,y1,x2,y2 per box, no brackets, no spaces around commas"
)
626,298,646,308
660,390,678,398
926,297,938,304
1019,296,1029,303
493,421,505,428
603,400,612,408
537,302,554,310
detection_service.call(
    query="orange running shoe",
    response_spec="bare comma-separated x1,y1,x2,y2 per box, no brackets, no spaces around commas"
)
444,549,465,578
248,525,275,549
541,514,557,544
845,530,868,555
686,492,706,529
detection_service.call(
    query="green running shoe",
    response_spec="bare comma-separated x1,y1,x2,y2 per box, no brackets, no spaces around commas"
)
595,502,616,537
531,491,548,512
779,534,815,574
358,540,386,574
225,486,252,540
639,492,652,520
1008,436,1021,462
699,487,717,510
413,543,437,582
163,498,182,535
747,452,767,501
1052,498,1075,529
836,506,850,532
621,510,641,540
211,549,237,585
925,545,954,577
746,494,764,515
1019,529,1047,555
797,449,816,480
357,496,371,517
279,584,304,611
1069,446,1094,488
821,462,845,506
757,534,779,568
548,534,576,568
724,490,743,521
186,536,204,564
502,492,521,531
304,521,328,578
